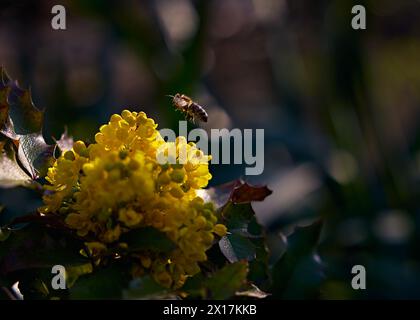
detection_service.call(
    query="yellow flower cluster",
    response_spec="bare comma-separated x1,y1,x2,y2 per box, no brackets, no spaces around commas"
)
39,110,227,288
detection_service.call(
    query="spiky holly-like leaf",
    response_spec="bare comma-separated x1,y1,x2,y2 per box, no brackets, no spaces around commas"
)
0,137,31,188
218,201,270,286
54,129,74,153
17,133,55,179
0,68,43,137
204,180,272,209
0,68,56,185
231,182,272,204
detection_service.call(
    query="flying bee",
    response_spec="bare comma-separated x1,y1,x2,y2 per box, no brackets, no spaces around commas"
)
167,93,208,123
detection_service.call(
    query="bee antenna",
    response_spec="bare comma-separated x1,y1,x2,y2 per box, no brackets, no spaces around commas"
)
166,94,175,98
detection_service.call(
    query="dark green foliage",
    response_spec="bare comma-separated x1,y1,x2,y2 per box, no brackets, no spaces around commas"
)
120,227,176,253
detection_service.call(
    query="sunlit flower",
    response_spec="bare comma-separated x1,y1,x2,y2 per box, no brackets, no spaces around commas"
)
39,110,226,288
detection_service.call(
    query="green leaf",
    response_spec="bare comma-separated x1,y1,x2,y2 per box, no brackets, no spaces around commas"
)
120,227,176,253
181,273,206,297
0,221,91,299
69,263,131,299
219,233,256,263
219,202,269,286
205,261,249,300
0,189,43,227
17,133,55,179
6,82,43,136
0,139,32,188
65,263,93,288
235,283,270,299
247,237,270,285
123,276,170,299
271,220,324,298
0,68,55,182
7,262,92,300
18,274,50,300
0,222,89,276
183,262,249,300
0,69,11,129
221,202,263,236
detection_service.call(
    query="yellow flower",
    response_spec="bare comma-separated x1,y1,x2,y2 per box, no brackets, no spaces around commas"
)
84,242,107,257
39,110,226,289
39,150,87,214
100,225,122,243
65,213,92,237
118,208,143,227
213,224,228,237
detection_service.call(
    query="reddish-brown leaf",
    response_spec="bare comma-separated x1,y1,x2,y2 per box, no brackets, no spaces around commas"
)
230,181,272,204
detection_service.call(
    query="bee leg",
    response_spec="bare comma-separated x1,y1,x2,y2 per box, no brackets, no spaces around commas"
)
186,114,195,124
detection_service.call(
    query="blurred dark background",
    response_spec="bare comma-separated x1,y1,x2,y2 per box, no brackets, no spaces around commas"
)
1,0,420,299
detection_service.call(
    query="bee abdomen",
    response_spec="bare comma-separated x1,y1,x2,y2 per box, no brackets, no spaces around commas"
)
191,103,208,122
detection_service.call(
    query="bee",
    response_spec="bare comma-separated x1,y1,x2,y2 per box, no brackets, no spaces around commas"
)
167,93,208,123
